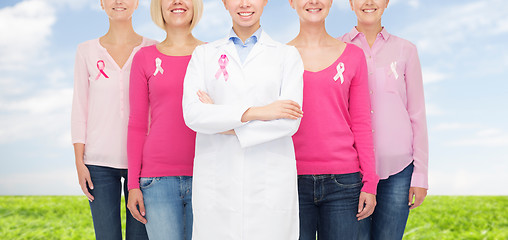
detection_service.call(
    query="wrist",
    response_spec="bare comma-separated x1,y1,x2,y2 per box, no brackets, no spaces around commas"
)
241,107,258,122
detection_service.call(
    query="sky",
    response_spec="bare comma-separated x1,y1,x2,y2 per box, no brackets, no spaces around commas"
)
0,0,507,196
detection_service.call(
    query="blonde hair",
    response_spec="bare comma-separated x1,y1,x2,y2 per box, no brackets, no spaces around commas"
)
150,0,203,31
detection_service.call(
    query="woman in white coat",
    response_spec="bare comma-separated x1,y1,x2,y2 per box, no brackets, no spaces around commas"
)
182,0,304,239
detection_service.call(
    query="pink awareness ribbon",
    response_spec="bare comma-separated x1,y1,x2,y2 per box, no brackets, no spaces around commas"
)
215,54,229,82
95,60,109,80
333,62,345,84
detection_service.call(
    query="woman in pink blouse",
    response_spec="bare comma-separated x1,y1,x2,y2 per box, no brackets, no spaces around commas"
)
339,0,429,239
71,0,156,239
125,0,203,239
288,0,379,239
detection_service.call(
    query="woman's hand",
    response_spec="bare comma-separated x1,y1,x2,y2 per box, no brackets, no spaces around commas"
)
127,188,147,224
241,100,303,122
357,192,376,221
197,90,214,104
76,161,94,202
409,187,427,210
74,143,94,202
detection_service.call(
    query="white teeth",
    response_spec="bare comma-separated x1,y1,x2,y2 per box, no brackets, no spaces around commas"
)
239,12,253,16
172,9,185,13
113,8,126,11
363,9,376,13
307,8,321,12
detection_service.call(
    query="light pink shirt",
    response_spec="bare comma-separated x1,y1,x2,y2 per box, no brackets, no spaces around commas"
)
293,44,379,194
340,28,429,189
71,37,158,169
127,45,196,190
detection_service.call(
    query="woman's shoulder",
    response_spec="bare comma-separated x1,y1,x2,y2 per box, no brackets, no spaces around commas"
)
142,37,159,47
76,38,100,52
388,34,418,52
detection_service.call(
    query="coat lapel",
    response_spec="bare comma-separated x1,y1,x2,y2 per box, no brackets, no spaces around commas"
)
243,31,277,66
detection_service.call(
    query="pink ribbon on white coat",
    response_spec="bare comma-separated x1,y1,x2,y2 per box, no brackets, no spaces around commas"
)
215,54,229,82
95,60,109,80
333,62,345,84
153,58,164,76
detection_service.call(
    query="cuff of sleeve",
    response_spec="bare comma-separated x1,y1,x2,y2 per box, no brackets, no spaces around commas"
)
410,172,429,189
361,177,379,195
128,182,140,191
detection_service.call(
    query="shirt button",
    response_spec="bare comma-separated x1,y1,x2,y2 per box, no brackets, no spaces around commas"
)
370,90,373,94
369,72,373,75
371,110,374,114
368,56,372,59
372,129,375,133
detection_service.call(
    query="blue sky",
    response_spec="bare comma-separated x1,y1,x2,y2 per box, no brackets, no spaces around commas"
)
0,0,507,195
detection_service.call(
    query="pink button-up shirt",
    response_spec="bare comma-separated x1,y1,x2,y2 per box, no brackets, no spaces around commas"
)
339,28,429,189
71,37,158,169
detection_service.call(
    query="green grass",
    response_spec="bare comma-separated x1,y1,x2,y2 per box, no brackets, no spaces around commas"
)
0,196,507,239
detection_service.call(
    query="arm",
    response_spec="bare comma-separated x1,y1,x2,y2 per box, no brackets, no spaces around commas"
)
405,45,429,209
182,46,250,134
349,51,379,220
126,51,149,223
127,51,149,191
234,46,304,148
71,47,94,201
350,52,379,195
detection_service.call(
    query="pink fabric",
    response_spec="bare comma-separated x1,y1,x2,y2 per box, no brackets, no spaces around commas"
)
71,37,157,169
293,44,379,195
128,45,196,190
339,28,429,189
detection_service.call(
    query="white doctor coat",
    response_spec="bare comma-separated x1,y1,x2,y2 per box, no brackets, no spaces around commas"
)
183,31,304,240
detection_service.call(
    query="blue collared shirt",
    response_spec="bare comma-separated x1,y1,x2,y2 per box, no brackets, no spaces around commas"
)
229,27,262,64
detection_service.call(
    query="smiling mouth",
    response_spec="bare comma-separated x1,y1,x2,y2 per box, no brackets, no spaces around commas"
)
306,8,322,12
113,7,126,11
362,9,377,13
238,12,254,17
171,9,187,13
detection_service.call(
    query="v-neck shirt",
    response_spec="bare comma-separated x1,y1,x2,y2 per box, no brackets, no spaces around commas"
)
292,43,379,194
127,45,196,190
71,37,158,169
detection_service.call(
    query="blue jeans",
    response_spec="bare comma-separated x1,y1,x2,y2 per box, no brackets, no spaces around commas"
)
140,176,193,240
358,163,414,240
298,172,363,240
86,165,148,240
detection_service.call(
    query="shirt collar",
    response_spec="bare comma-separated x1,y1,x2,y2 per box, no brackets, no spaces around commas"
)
229,27,262,45
349,26,391,41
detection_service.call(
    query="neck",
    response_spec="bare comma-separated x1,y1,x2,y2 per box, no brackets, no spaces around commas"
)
161,26,196,46
356,22,383,47
295,20,330,47
232,23,260,43
103,19,138,43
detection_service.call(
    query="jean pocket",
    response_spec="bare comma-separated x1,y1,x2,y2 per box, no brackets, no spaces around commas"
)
331,173,363,188
140,177,157,189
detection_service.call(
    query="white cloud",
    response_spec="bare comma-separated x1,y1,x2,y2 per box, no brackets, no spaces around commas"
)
433,122,480,131
0,88,72,144
448,134,508,147
194,1,231,41
424,103,444,116
0,168,81,195
403,0,507,54
0,0,56,71
429,167,508,195
422,68,446,84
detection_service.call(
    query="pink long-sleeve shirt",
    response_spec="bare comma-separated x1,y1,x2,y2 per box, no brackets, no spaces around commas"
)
339,28,429,189
127,45,196,190
71,37,157,169
293,44,379,195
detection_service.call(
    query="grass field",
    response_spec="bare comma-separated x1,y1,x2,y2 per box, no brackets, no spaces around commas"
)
0,196,507,239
